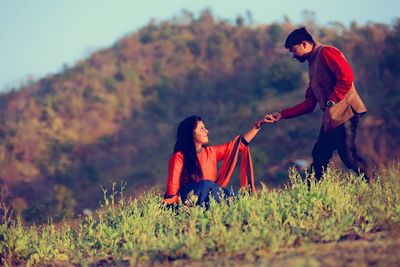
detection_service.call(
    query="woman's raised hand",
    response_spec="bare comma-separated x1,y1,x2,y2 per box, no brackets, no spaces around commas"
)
255,117,271,129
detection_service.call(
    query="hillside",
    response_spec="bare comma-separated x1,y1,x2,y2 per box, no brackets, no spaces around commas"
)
0,11,399,222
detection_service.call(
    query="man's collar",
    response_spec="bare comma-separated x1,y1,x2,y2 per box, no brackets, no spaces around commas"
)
308,42,321,61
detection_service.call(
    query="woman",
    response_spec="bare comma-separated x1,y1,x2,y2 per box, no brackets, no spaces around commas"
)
163,115,269,206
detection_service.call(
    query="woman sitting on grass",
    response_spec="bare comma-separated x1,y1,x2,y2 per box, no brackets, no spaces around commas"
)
163,115,269,206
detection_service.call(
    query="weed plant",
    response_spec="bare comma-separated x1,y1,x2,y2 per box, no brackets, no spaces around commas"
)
1,165,400,266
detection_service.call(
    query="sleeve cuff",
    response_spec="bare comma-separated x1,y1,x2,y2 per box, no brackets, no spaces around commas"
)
329,95,342,103
280,110,288,119
163,194,179,204
240,136,249,146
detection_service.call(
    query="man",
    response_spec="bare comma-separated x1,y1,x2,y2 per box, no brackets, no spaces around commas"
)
265,27,372,182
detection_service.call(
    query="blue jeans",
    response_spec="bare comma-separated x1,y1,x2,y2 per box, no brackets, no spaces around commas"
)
180,180,236,207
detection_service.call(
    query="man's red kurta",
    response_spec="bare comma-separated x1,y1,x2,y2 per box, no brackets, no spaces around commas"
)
281,46,354,119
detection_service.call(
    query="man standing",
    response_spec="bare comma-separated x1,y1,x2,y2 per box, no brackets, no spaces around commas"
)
265,27,372,182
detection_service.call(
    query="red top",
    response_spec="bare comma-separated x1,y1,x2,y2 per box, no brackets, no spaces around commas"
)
165,139,248,198
281,46,354,119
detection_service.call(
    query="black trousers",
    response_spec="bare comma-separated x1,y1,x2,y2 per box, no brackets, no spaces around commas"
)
311,115,371,182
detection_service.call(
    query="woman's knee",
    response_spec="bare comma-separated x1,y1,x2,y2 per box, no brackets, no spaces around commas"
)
196,180,215,189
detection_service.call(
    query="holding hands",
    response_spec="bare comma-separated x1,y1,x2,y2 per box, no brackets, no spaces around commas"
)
254,112,281,129
264,112,282,123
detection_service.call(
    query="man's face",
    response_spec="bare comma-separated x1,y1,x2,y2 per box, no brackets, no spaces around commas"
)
288,42,310,63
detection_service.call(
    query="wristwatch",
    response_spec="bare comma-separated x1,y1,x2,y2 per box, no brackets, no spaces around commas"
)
326,100,335,107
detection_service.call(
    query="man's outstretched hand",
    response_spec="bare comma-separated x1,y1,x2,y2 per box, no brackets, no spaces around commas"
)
264,112,282,123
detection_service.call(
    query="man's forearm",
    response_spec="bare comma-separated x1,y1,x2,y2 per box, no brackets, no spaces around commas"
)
281,100,317,119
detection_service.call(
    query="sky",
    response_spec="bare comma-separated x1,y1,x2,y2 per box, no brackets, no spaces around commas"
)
0,0,399,92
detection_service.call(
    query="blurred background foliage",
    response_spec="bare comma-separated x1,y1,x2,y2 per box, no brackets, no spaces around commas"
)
0,10,399,223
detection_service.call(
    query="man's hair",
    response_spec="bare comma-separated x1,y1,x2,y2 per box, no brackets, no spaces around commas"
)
284,27,315,48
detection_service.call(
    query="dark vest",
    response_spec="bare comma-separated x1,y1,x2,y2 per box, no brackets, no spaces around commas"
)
308,43,367,131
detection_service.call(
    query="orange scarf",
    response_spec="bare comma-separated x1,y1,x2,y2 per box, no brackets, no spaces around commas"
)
215,135,256,191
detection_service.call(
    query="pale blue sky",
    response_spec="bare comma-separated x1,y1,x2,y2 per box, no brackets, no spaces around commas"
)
0,0,398,91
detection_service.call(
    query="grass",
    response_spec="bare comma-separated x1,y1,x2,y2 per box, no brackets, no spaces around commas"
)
1,164,400,266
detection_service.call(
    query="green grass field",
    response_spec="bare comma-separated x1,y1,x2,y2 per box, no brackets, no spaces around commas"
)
1,164,400,266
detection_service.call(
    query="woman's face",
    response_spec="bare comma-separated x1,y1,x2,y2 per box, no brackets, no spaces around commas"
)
193,121,209,145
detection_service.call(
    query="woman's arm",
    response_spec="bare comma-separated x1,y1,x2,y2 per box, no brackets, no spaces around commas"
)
242,117,269,143
163,152,184,204
209,118,272,161
213,117,270,161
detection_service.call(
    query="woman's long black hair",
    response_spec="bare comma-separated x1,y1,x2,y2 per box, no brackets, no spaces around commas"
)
174,116,203,183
